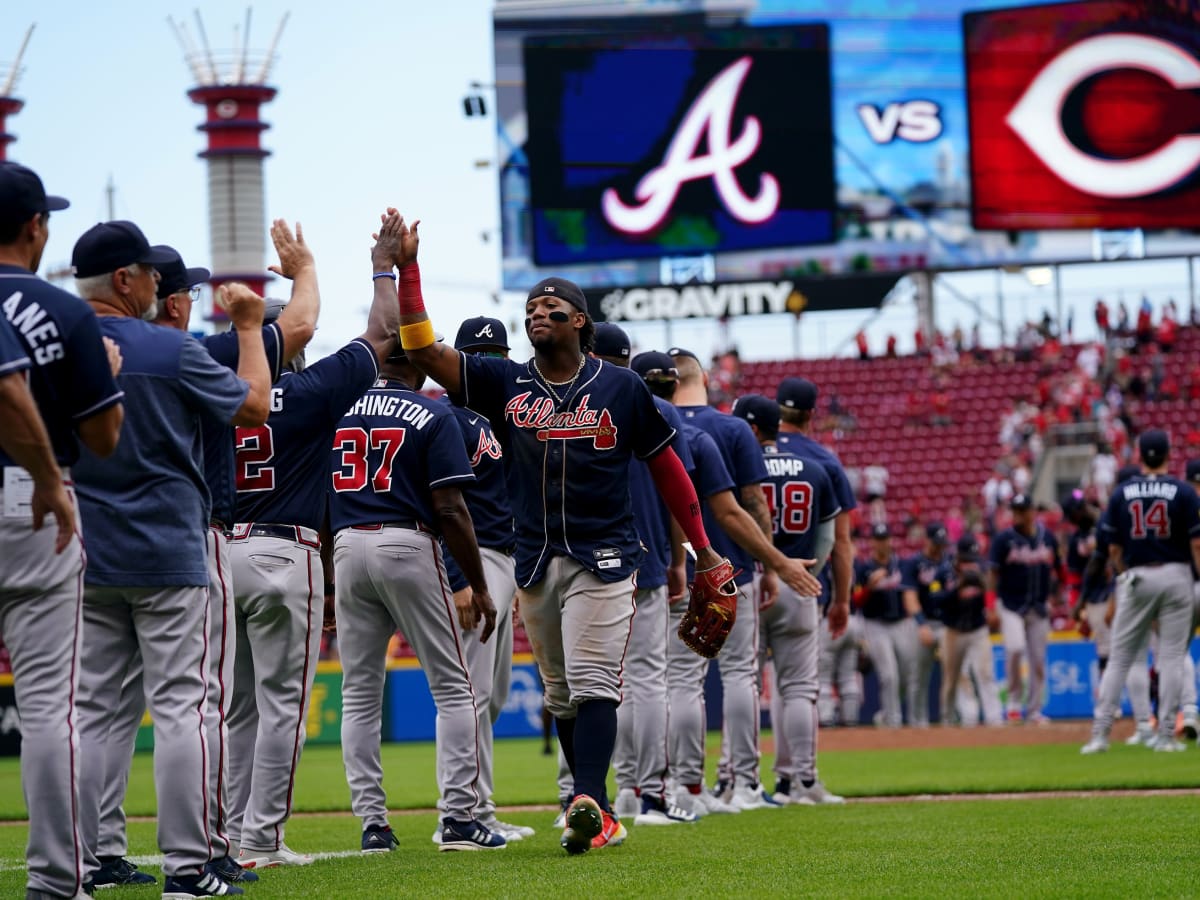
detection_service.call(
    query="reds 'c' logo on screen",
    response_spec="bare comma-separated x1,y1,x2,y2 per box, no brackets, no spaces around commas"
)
601,56,780,235
1007,33,1200,198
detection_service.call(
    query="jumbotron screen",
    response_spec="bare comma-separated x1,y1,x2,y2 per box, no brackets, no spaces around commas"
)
493,0,1200,308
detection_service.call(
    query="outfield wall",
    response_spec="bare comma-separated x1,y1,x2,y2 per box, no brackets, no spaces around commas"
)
2,638,1198,754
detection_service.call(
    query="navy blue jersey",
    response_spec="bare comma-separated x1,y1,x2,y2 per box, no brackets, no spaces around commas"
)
678,405,768,586
0,265,122,468
441,401,517,593
1064,524,1094,579
941,568,988,632
855,555,905,620
200,324,284,526
775,431,857,512
0,313,30,374
760,445,840,562
989,525,1060,615
74,318,247,587
457,354,674,587
900,553,954,620
629,397,695,590
681,422,751,586
1100,475,1200,568
328,376,473,533
235,338,378,531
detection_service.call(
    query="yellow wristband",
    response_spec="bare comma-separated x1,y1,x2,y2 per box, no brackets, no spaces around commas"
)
399,320,436,350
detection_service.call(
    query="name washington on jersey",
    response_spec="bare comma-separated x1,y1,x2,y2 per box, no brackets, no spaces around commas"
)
347,389,435,429
2,293,65,365
1121,481,1179,501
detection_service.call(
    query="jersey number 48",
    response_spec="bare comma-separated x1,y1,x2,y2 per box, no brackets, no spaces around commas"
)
761,481,813,534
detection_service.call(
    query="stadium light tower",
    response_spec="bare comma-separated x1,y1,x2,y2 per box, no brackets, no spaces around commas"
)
0,25,35,162
170,10,288,322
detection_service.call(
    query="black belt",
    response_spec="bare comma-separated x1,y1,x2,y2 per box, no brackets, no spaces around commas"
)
209,518,232,537
351,520,436,536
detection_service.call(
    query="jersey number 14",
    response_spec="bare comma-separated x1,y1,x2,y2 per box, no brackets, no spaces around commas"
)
1129,498,1170,539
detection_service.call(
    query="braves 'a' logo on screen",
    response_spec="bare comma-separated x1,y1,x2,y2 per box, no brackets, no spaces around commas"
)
1007,33,1200,198
601,56,780,235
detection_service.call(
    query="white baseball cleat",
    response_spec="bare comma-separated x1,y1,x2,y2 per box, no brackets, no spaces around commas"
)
614,787,640,819
729,783,783,811
1151,736,1187,753
690,790,741,815
237,844,313,868
1079,737,1109,755
790,781,846,805
492,820,535,840
1125,725,1155,746
551,799,569,829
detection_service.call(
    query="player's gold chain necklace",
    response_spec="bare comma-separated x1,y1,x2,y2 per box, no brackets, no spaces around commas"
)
533,354,585,405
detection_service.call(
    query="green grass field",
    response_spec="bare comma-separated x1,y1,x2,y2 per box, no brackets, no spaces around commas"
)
1,735,1197,897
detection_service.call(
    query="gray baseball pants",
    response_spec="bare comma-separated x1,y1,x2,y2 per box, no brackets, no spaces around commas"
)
227,527,323,852
999,606,1049,716
1092,563,1194,743
0,478,85,898
334,526,481,826
614,585,670,799
716,577,762,788
438,546,516,823
666,598,709,787
862,617,919,727
940,626,1003,725
759,586,819,785
77,584,211,879
818,613,862,725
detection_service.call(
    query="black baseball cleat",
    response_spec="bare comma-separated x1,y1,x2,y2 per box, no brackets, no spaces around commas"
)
439,817,507,851
161,872,243,898
93,855,156,887
205,855,259,883
362,824,400,853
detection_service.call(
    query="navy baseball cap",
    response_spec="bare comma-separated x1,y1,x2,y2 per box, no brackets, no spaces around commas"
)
1011,493,1033,510
1138,429,1169,468
152,245,211,300
871,523,891,540
72,221,175,278
630,351,678,383
455,316,509,351
0,162,69,223
777,377,818,411
527,276,587,312
926,522,948,544
732,394,781,433
1186,459,1200,485
593,322,631,359
956,535,981,562
667,346,702,364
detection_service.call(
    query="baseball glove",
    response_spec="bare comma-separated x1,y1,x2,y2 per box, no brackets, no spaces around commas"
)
678,558,739,658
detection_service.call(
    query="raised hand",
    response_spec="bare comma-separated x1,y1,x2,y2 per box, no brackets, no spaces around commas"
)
370,208,403,272
267,219,314,280
217,282,266,331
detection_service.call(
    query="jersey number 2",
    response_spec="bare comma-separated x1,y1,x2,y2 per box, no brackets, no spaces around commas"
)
235,425,275,492
762,482,813,534
332,427,406,492
1129,498,1170,538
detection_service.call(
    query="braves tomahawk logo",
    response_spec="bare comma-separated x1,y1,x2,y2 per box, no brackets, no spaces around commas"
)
504,392,618,450
601,56,779,235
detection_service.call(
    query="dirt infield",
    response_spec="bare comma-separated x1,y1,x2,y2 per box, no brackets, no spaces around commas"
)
811,717,1139,752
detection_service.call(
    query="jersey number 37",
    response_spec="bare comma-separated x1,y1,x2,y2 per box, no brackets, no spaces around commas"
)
331,427,406,493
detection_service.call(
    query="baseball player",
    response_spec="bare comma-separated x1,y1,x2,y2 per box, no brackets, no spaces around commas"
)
397,235,743,853
938,536,1003,726
1180,459,1200,741
70,219,272,899
0,164,125,900
774,378,857,725
89,226,317,888
227,211,401,868
430,315,531,844
989,494,1060,724
855,524,921,727
595,341,698,826
668,349,820,810
1082,430,1200,753
732,394,844,804
330,323,503,852
900,524,950,726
